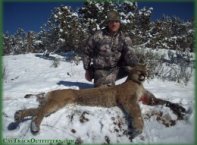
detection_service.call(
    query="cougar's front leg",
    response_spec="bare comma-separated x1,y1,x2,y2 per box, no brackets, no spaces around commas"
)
30,102,64,134
140,90,186,119
14,108,38,122
120,102,144,140
31,110,45,134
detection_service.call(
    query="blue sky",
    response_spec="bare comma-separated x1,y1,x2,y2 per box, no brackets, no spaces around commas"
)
3,1,194,34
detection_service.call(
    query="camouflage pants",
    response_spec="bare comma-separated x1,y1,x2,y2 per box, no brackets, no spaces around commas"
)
93,67,127,87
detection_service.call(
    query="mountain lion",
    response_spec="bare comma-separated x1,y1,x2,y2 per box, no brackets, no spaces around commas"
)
14,63,188,139
14,64,147,139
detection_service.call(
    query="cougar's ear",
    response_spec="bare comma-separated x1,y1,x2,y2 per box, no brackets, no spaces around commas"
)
145,63,151,72
140,63,147,67
145,63,150,68
124,66,133,72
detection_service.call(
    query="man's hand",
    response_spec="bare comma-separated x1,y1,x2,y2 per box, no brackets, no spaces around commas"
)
85,69,93,82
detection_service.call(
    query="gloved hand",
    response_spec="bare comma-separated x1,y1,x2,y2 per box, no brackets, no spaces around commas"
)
85,68,94,82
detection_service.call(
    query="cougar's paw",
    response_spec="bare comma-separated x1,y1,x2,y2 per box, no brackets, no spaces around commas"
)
14,110,24,122
167,103,186,120
127,128,143,141
31,118,40,134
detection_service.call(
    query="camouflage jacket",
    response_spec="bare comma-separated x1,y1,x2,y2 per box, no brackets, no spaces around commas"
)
83,28,138,70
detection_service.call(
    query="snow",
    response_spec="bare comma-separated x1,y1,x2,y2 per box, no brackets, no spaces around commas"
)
58,12,63,16
127,12,134,18
3,53,195,144
58,38,65,43
34,40,43,45
53,14,58,19
124,1,134,6
59,29,63,33
121,19,131,24
71,12,78,17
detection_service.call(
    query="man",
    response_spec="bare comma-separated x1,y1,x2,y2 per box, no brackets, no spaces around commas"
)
82,10,186,119
83,10,137,87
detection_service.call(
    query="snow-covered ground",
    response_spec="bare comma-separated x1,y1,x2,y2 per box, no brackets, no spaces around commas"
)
3,53,195,144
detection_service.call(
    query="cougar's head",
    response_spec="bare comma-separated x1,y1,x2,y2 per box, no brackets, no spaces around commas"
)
126,64,148,83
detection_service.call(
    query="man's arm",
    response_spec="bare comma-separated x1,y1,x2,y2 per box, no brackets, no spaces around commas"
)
122,36,138,67
82,35,95,81
82,35,94,70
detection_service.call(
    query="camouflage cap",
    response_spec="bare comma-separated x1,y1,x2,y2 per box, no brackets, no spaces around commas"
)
106,10,120,22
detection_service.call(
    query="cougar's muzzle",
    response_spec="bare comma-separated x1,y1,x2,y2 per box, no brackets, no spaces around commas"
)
139,74,146,81
137,70,147,82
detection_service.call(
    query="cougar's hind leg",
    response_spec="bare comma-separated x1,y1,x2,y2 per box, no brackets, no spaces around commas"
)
14,108,38,122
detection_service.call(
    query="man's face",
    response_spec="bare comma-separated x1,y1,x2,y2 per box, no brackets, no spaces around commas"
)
108,20,121,33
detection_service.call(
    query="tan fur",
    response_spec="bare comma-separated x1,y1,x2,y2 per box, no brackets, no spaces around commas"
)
14,64,147,138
